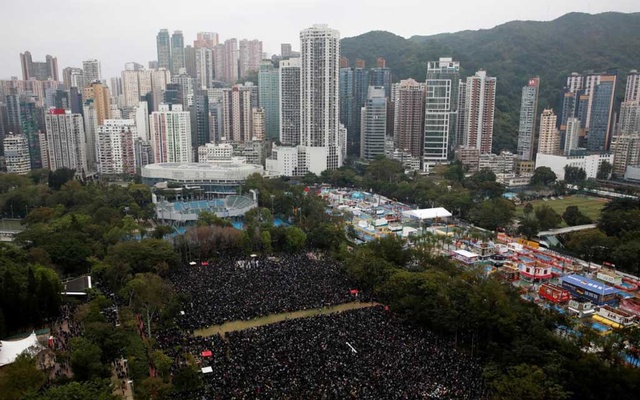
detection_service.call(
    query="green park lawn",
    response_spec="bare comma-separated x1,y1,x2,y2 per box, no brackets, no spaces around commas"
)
516,195,608,223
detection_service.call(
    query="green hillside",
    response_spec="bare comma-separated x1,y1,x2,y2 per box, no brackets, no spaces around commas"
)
340,12,640,153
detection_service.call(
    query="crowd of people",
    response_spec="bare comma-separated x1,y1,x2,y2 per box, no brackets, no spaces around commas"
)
164,307,484,399
172,253,368,330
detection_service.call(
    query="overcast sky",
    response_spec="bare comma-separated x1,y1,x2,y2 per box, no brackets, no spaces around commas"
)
1,0,638,80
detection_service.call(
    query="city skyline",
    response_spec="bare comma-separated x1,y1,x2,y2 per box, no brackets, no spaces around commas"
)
1,0,638,79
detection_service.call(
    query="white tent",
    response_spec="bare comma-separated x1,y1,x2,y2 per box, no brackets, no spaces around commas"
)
0,332,43,366
201,366,213,374
402,207,452,220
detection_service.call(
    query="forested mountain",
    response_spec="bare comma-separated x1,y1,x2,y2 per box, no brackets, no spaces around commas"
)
340,12,640,153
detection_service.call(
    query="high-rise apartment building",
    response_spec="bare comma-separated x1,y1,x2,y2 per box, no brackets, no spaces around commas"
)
625,70,640,102
239,39,263,79
195,47,214,89
564,118,581,155
252,108,266,141
149,104,191,163
369,58,391,98
44,109,88,176
156,29,171,71
618,100,640,135
213,39,239,84
18,96,42,169
97,119,137,175
393,79,425,159
516,77,540,161
184,46,197,79
537,109,560,155
170,31,185,76
222,85,253,143
122,69,170,108
462,70,496,154
20,51,58,81
279,58,301,146
172,73,194,108
194,32,219,49
82,59,102,85
258,61,280,141
82,100,99,172
63,67,85,90
424,57,460,170
300,24,344,174
3,133,31,175
83,81,111,125
360,86,387,161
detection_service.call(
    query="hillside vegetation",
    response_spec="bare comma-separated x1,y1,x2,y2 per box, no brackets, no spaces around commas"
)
340,12,640,153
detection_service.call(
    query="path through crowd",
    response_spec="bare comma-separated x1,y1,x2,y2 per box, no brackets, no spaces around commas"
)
194,301,379,337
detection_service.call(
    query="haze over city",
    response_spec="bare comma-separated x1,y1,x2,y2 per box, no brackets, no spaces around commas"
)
1,0,639,79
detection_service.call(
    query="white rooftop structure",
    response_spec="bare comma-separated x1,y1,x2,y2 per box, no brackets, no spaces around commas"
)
0,332,43,366
402,207,452,220
454,249,479,258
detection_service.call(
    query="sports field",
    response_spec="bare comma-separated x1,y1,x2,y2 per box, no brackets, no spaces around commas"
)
516,195,608,222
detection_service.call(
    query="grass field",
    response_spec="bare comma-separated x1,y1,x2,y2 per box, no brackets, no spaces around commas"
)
194,302,379,337
516,195,608,223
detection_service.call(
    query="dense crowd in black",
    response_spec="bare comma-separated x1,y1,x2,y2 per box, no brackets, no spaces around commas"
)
161,307,484,399
172,253,365,329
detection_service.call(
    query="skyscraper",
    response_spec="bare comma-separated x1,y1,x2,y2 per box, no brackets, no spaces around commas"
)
516,77,540,161
191,90,210,160
281,43,292,58
97,119,137,175
3,133,30,175
252,108,266,141
194,32,219,49
537,109,560,155
279,58,301,146
44,109,88,176
618,100,640,135
424,57,460,170
222,85,253,143
63,67,85,90
258,61,280,141
393,79,426,159
156,29,171,71
339,62,369,156
82,59,102,85
625,70,640,102
587,73,617,152
19,96,43,169
184,45,197,79
462,70,496,154
83,81,111,125
360,86,387,160
82,100,99,172
239,39,263,79
369,58,391,98
149,104,191,163
564,118,581,155
300,24,343,174
195,47,214,89
170,31,185,76
172,72,194,108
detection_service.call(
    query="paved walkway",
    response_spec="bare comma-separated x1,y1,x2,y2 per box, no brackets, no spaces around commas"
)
194,301,379,337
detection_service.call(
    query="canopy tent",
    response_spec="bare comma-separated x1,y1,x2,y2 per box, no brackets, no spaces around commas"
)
0,332,43,366
201,366,213,374
402,207,452,220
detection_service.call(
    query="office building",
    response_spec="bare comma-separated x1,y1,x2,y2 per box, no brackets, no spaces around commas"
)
191,90,210,160
279,58,301,145
222,85,253,143
587,73,617,152
360,86,387,161
393,79,426,159
149,104,191,163
339,62,369,155
97,119,137,175
300,24,344,174
20,51,58,81
369,58,391,98
462,70,496,154
170,31,185,76
258,61,280,141
82,100,99,172
3,133,30,175
43,109,88,176
424,57,460,170
157,29,172,71
82,59,102,85
516,77,540,161
537,109,560,155
184,45,197,79
239,39,263,79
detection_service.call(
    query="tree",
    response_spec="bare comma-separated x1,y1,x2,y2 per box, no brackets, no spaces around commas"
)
0,353,46,400
468,198,515,231
563,166,586,184
530,167,557,186
124,273,173,337
517,217,539,239
151,350,173,381
535,205,562,230
597,161,613,180
48,168,76,190
523,203,534,216
69,337,109,381
562,206,592,226
285,226,307,251
26,380,118,400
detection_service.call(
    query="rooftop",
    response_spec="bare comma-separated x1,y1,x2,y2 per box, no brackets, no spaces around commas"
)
562,274,619,295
